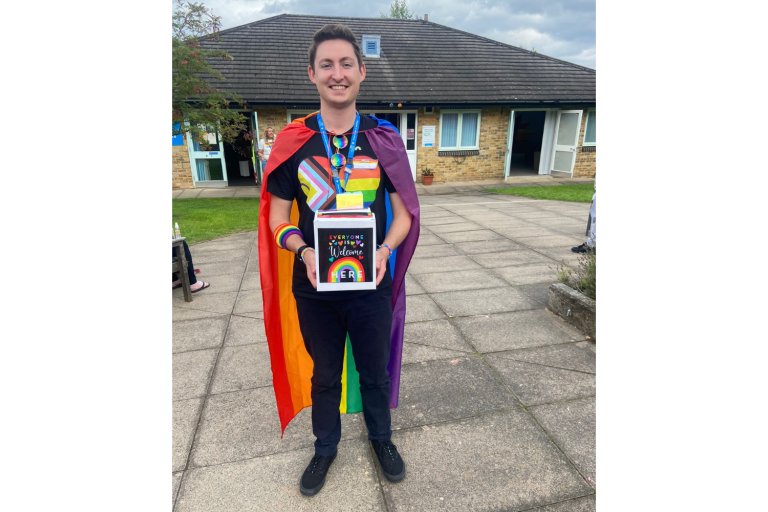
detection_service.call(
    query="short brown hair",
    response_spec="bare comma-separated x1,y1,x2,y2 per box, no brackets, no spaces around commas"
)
308,24,363,70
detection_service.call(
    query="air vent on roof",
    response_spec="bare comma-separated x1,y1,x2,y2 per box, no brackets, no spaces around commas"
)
425,107,434,114
361,35,381,58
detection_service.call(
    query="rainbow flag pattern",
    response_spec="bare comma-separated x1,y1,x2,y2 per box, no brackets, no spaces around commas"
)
344,157,381,208
258,113,420,436
328,257,365,283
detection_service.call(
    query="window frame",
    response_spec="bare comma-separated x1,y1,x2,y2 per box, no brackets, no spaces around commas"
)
582,108,596,147
286,110,317,124
361,35,381,58
438,109,482,150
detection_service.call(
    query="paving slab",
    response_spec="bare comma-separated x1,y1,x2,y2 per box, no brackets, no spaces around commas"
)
191,240,254,252
239,271,261,291
401,342,470,365
411,243,459,259
381,410,593,512
469,250,553,268
210,344,273,394
515,235,584,249
179,439,384,512
197,189,237,198
532,495,596,511
173,291,238,315
474,218,537,229
232,289,263,314
430,287,540,317
173,349,218,401
403,319,473,352
412,269,507,293
173,398,203,472
495,226,564,239
427,221,486,233
190,387,365,467
223,315,267,346
416,233,446,246
485,356,595,406
420,214,463,225
173,472,183,507
453,309,581,352
192,262,247,280
172,316,229,353
495,262,560,286
452,239,527,255
190,248,250,265
436,230,503,244
407,255,481,275
500,342,596,374
172,189,184,198
172,307,228,322
405,295,447,323
404,273,425,295
172,273,243,296
519,283,556,305
530,397,596,488
177,189,203,198
393,356,518,430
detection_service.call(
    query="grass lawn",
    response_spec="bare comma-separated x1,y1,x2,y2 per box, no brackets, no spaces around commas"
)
483,184,594,202
172,198,260,244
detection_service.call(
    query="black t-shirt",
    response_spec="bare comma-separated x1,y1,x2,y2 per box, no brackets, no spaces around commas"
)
267,115,397,301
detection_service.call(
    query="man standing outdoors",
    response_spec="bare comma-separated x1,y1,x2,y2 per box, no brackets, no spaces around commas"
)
258,24,420,496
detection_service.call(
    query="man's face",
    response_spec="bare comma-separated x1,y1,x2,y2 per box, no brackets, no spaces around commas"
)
308,39,366,110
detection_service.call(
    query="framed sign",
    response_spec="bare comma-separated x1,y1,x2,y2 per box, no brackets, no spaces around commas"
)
422,126,435,147
314,210,377,291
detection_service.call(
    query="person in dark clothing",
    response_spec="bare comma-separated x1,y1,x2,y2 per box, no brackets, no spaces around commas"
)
172,239,210,293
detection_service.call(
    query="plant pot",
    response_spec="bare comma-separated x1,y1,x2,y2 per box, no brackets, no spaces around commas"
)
547,283,596,340
422,176,434,185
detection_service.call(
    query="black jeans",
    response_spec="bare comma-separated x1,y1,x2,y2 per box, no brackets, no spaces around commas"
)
172,240,197,285
295,285,393,456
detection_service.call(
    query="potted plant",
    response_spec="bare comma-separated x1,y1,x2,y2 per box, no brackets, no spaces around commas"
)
421,168,434,185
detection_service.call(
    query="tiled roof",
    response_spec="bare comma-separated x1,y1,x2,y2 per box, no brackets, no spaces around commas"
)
199,14,595,107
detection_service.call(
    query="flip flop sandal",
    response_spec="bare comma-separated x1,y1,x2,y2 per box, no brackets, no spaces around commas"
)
172,283,182,290
191,282,210,293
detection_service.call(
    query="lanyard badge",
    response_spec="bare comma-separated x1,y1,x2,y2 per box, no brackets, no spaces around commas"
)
317,112,360,194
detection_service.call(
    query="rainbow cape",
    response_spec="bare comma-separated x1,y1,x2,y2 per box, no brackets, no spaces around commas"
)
258,113,421,435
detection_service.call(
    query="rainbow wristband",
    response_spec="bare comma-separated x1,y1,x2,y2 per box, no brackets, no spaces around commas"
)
378,243,393,254
274,223,303,250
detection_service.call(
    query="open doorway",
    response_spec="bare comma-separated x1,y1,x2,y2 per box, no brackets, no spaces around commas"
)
371,112,401,132
223,116,257,187
509,111,546,176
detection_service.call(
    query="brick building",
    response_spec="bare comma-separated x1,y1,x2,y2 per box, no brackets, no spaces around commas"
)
173,14,596,189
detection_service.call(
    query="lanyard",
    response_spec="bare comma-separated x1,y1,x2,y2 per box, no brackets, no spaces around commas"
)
317,111,360,193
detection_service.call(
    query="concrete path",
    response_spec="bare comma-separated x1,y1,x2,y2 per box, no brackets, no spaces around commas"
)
172,191,596,511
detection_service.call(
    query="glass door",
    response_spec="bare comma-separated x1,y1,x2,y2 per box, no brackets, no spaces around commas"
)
549,110,583,177
186,125,229,187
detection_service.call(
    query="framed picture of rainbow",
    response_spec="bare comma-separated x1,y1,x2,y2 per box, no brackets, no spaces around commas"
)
314,209,376,291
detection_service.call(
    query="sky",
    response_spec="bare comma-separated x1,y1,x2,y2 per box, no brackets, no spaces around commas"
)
189,0,596,69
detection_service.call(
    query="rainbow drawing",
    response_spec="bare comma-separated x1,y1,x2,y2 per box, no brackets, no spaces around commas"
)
328,257,365,283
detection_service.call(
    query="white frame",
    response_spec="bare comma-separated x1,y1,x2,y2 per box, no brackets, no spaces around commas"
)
438,109,481,150
286,110,317,124
186,123,229,187
360,110,418,181
582,108,596,147
549,109,583,178
361,35,381,58
504,108,557,180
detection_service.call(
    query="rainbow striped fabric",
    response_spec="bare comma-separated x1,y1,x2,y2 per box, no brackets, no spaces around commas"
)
273,223,302,249
258,113,420,434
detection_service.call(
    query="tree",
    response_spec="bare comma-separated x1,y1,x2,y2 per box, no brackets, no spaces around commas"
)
172,0,246,147
379,0,420,19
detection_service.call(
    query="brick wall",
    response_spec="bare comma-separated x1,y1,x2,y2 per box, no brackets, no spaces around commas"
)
573,109,596,178
172,135,194,189
415,107,509,183
255,107,292,145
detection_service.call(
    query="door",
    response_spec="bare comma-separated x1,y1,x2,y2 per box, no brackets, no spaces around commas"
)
187,124,229,187
549,110,583,177
367,111,417,181
503,109,515,180
251,111,260,183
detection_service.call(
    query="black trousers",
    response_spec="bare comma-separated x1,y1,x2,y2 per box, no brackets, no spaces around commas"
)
295,285,393,456
172,240,197,285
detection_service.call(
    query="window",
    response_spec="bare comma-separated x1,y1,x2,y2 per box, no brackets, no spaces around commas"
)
583,109,596,146
439,110,481,150
287,110,316,123
361,35,381,58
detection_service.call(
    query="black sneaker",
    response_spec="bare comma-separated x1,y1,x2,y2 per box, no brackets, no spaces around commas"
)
299,453,336,496
571,243,588,253
371,440,406,482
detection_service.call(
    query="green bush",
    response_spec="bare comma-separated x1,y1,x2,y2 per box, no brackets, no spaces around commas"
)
557,247,596,300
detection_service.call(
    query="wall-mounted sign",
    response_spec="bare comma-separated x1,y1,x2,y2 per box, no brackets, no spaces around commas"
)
422,126,435,147
172,123,184,146
407,128,415,139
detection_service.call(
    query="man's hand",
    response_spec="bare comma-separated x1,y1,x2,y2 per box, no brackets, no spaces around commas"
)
375,248,390,286
304,249,318,289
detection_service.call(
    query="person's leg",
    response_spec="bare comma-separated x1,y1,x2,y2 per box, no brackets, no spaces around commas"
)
295,296,348,456
182,240,197,285
343,286,393,442
586,195,596,249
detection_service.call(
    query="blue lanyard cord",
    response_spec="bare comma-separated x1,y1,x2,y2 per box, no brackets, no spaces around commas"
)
317,112,360,194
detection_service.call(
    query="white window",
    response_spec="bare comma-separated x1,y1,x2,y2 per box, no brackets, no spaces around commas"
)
286,110,316,123
362,35,381,58
439,110,481,150
583,109,596,146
